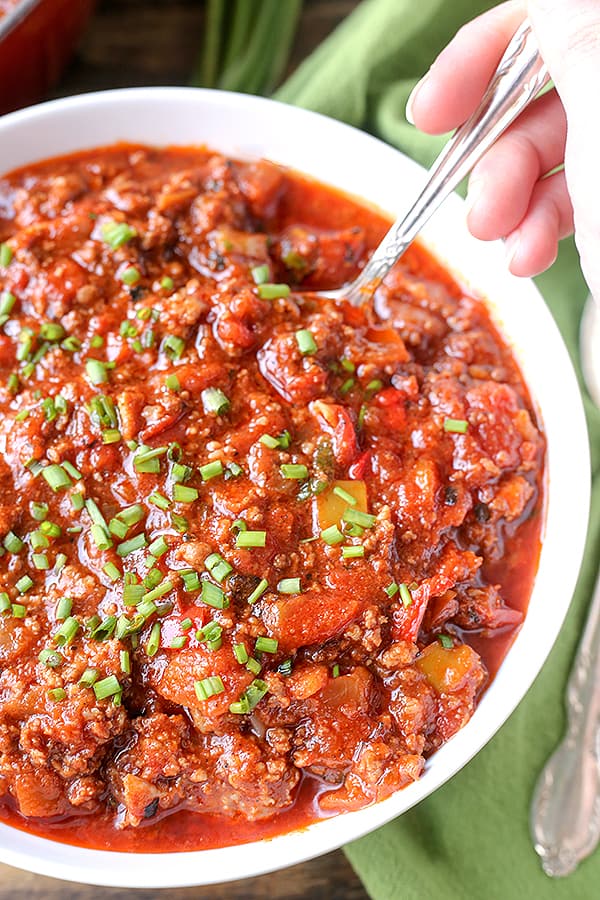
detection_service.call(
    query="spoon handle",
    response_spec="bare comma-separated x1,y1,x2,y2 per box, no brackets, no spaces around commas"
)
530,562,600,876
345,19,550,305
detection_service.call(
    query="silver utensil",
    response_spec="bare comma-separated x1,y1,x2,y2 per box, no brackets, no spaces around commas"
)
531,295,600,877
320,19,550,305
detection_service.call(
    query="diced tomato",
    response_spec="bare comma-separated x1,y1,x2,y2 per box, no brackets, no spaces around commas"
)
348,450,371,480
262,588,362,651
309,400,358,469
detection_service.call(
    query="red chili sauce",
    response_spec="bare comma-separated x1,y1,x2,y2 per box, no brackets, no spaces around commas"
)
0,145,544,851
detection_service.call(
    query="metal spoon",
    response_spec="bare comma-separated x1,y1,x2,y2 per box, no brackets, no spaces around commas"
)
530,295,600,877
320,20,550,306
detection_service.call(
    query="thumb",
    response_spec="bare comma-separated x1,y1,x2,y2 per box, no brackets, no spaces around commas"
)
527,0,600,299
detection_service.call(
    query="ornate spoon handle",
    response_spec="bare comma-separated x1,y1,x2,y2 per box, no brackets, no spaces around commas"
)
344,19,550,305
531,567,600,876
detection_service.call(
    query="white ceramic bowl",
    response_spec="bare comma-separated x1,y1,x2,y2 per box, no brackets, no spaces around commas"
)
0,87,590,888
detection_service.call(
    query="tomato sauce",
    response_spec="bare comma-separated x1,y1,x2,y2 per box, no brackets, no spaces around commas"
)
0,144,544,851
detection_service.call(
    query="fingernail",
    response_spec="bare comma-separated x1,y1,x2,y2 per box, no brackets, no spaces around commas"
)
405,77,425,125
464,178,484,217
504,231,521,270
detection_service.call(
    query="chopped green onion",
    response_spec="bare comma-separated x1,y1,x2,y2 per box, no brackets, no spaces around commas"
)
199,459,223,481
231,519,247,534
181,570,201,592
332,663,340,678
205,552,232,583
280,464,308,480
117,504,145,527
399,583,413,607
333,485,358,506
15,575,33,594
236,530,266,549
277,577,301,594
202,386,230,416
120,266,141,286
93,674,122,701
160,276,174,291
101,220,136,249
173,484,198,503
165,374,180,392
149,491,171,510
255,636,278,654
170,461,192,484
40,520,61,538
90,334,105,348
54,552,67,573
143,567,162,590
123,581,145,606
257,283,290,300
102,428,121,444
247,578,269,605
171,513,189,534
251,264,270,285
108,517,128,540
365,378,383,395
0,243,13,267
120,649,131,674
197,620,222,651
278,658,293,676
170,635,188,649
146,621,161,657
438,634,454,649
54,616,80,646
342,508,376,528
295,329,318,356
0,592,10,614
32,552,50,570
85,359,109,385
246,657,261,675
48,687,66,702
41,464,72,492
11,603,26,618
3,531,24,553
225,461,243,479
342,545,365,559
79,667,100,687
91,523,112,551
233,643,249,664
0,291,16,318
245,678,268,709
194,675,225,701
161,334,185,360
443,417,469,434
116,533,148,557
147,535,169,558
320,524,344,545
181,617,193,632
103,561,121,582
40,322,65,342
39,648,63,668
385,582,399,598
340,357,355,373
90,615,117,641
142,579,173,605
200,580,228,609
260,434,280,449
71,492,85,512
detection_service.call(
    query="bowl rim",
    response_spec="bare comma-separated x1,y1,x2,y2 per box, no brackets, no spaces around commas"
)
0,85,591,888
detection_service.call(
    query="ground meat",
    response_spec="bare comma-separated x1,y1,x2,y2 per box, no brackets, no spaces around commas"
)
0,143,544,853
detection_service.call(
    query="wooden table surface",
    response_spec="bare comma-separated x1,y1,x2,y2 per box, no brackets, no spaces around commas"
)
0,1,371,898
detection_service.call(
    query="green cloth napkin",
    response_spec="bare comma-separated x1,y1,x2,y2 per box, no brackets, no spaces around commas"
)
276,2,600,898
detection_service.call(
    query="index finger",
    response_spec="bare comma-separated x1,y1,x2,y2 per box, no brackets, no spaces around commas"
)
408,1,526,134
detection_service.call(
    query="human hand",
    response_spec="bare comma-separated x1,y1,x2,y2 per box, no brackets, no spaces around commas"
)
406,0,600,300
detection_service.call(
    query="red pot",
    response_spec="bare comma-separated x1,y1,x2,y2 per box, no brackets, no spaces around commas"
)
0,0,96,115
